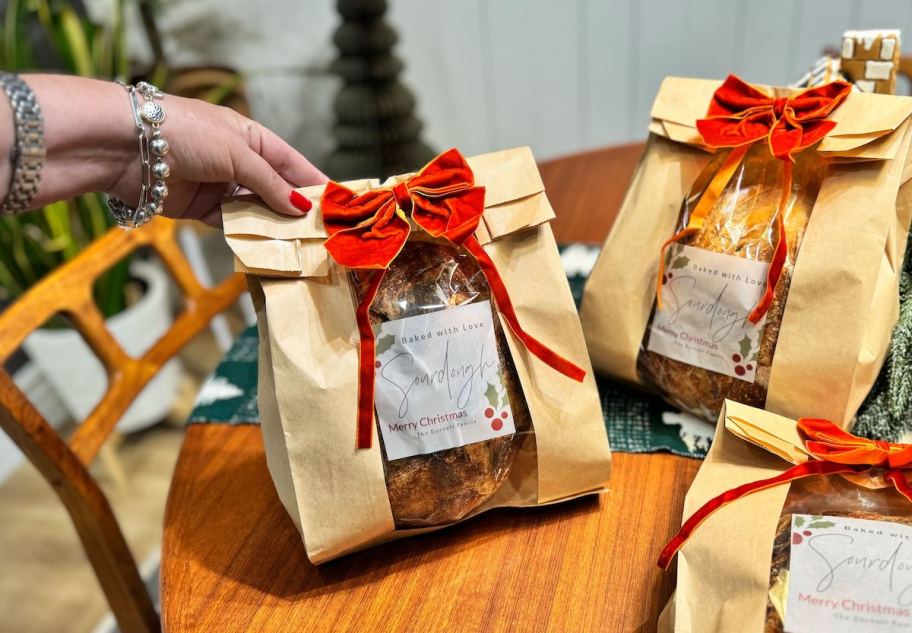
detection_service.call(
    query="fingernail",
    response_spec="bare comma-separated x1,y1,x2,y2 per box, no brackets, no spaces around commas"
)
289,190,312,213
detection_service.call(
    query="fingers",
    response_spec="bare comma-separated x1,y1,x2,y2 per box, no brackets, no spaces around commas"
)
232,144,307,217
246,120,328,187
198,204,223,228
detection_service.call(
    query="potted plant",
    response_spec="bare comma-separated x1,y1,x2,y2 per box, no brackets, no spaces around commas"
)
1,0,181,432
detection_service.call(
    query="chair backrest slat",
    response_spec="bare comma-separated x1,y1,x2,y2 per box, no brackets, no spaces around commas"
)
0,217,246,633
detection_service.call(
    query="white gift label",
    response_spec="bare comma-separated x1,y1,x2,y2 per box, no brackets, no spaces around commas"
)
646,243,769,381
784,514,912,632
373,300,515,461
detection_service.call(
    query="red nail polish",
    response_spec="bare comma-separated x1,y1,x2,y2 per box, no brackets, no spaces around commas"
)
289,190,312,213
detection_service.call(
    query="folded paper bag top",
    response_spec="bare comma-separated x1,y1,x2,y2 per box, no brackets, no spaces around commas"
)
582,74,912,428
659,407,912,570
222,146,611,563
650,75,912,157
659,399,912,633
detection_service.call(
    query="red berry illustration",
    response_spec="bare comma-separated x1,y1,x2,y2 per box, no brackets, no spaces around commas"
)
732,353,741,363
803,530,811,537
484,407,494,418
792,532,803,545
375,360,382,368
746,364,753,371
491,419,503,431
501,411,509,419
734,365,746,376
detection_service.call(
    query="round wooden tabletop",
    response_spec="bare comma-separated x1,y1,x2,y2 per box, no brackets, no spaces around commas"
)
160,143,702,632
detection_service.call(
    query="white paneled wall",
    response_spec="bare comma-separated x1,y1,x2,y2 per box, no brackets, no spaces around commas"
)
153,0,912,160
391,0,912,160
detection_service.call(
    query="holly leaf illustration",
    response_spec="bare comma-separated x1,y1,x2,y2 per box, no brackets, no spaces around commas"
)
794,516,805,528
485,382,500,409
739,334,753,358
807,520,836,529
375,333,396,356
671,255,689,270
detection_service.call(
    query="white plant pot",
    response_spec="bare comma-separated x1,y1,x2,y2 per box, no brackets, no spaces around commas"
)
23,260,182,434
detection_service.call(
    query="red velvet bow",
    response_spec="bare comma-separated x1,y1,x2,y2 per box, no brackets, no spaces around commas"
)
321,149,485,267
321,149,586,449
658,418,912,570
697,75,852,161
656,75,851,324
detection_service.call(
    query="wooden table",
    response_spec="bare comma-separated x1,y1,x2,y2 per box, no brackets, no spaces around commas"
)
161,143,703,632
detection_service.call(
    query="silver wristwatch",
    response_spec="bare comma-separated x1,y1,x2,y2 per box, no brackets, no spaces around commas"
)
0,72,45,214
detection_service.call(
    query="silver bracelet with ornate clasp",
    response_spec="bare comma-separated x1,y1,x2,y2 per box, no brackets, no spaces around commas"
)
107,81,170,229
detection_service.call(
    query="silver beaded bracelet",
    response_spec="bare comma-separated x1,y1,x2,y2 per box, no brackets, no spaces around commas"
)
107,81,170,229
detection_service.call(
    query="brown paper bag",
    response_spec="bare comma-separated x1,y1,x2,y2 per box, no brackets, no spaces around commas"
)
222,147,612,563
581,76,912,427
662,400,912,632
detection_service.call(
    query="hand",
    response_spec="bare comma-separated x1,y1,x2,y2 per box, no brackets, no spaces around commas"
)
16,75,326,226
110,91,327,226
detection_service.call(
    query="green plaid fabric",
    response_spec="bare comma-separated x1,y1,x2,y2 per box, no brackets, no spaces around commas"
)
189,243,912,458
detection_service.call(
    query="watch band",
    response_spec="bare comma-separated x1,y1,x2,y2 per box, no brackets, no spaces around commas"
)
0,72,45,214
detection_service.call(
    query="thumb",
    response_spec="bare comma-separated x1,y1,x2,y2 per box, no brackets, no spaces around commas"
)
233,145,308,217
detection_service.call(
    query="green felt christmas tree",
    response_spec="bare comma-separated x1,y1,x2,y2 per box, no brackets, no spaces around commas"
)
324,0,435,180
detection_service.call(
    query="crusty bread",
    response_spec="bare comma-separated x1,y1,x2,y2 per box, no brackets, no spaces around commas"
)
637,146,826,420
358,240,532,528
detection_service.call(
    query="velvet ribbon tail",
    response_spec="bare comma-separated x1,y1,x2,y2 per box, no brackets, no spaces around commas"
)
886,469,912,503
463,236,586,382
355,269,386,449
747,160,792,324
657,459,860,570
656,145,749,311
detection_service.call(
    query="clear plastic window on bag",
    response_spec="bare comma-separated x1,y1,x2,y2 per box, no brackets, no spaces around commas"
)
764,474,912,632
350,239,537,528
637,143,829,421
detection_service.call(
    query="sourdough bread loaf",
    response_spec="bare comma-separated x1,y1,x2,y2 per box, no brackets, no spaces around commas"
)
360,240,533,528
637,147,826,420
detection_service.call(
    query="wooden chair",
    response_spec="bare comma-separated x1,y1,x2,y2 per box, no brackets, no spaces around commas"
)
0,218,246,633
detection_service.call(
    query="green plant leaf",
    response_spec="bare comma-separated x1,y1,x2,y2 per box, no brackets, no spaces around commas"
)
485,382,499,409
202,73,243,105
0,257,23,299
671,255,689,270
739,334,752,358
42,201,78,260
2,216,37,286
3,0,19,69
96,257,129,318
807,520,836,529
375,333,396,356
80,193,111,241
794,516,805,528
59,7,94,77
92,25,112,79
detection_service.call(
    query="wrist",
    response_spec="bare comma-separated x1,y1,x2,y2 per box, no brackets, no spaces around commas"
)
24,74,138,207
